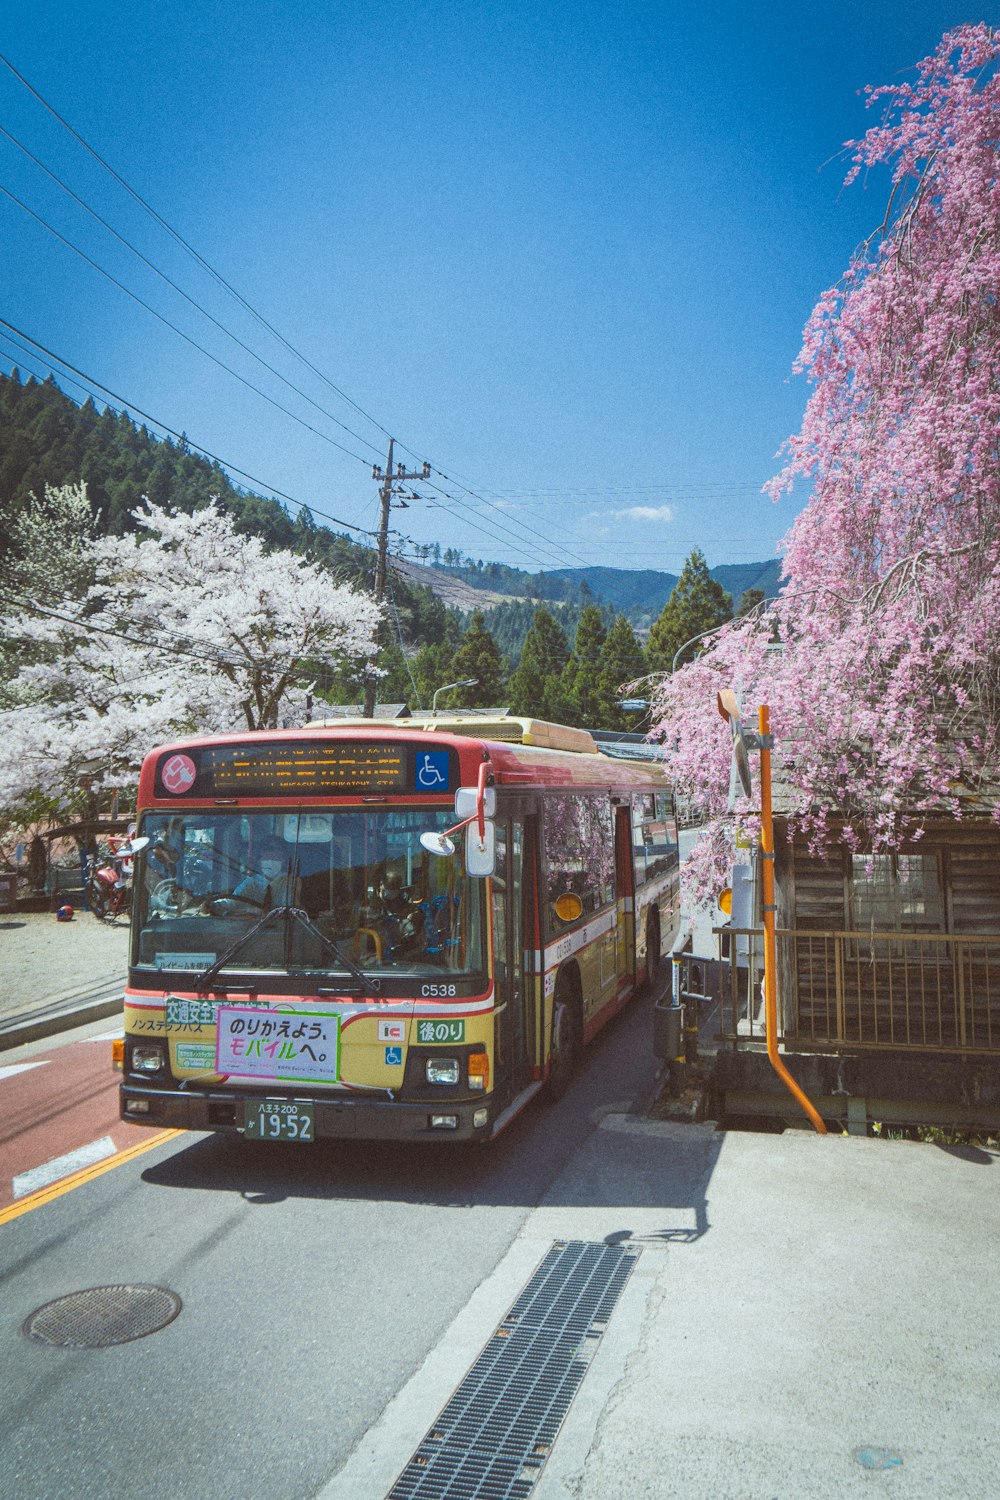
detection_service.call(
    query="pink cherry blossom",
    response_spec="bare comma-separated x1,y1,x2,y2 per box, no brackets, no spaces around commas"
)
649,26,1000,906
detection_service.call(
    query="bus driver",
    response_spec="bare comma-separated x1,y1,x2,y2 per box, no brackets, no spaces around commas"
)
230,837,299,912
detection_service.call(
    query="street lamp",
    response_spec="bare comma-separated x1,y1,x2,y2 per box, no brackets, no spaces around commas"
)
431,678,477,715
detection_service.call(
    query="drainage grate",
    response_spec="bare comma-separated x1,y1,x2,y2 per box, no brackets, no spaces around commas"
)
22,1285,182,1348
387,1240,639,1500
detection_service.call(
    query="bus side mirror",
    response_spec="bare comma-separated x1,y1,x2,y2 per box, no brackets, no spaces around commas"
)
455,785,496,821
465,819,495,878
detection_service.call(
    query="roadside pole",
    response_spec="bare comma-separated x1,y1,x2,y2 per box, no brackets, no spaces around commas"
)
362,439,431,719
718,691,827,1135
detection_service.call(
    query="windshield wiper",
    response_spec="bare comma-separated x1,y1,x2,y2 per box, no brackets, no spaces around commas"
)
193,906,380,995
292,909,381,995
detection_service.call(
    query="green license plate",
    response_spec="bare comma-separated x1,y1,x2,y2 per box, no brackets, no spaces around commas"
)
244,1099,315,1142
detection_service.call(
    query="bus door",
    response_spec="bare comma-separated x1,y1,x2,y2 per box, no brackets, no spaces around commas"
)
490,814,536,1099
615,804,636,984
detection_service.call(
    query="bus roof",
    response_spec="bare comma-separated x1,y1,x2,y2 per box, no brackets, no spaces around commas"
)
309,712,598,754
137,719,670,805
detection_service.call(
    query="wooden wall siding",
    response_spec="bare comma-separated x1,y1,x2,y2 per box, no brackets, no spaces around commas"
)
948,846,1000,934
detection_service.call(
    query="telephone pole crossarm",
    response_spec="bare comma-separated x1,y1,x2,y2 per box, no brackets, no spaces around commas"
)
363,440,432,718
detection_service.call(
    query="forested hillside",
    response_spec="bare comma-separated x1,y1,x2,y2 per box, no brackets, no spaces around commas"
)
0,370,455,695
406,551,782,632
0,369,781,719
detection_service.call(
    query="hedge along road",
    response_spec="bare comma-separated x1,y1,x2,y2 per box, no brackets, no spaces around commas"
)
0,979,671,1500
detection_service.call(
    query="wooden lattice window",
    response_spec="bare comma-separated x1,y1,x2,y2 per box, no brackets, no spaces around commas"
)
849,853,944,954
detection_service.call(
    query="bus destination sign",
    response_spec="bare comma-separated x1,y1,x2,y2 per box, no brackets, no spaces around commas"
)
154,741,454,799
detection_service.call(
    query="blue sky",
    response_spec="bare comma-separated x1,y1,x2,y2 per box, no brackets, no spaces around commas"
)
0,2,988,575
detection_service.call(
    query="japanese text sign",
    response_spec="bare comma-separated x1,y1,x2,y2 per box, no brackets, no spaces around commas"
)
215,1007,341,1084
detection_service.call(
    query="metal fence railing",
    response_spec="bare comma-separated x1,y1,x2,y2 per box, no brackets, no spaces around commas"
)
719,928,1000,1056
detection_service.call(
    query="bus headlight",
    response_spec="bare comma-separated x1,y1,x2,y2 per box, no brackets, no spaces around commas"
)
425,1057,460,1086
131,1043,166,1074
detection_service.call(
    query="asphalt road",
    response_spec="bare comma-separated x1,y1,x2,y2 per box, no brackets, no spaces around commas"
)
0,982,664,1500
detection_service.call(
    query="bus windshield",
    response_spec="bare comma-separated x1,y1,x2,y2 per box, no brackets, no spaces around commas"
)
131,808,484,980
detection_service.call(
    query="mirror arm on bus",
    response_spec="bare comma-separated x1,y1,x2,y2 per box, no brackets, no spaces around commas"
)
420,760,491,858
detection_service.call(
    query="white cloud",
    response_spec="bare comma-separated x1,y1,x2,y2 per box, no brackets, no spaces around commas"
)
609,505,674,522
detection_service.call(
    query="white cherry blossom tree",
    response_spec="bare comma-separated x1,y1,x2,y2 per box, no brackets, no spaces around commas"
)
0,500,381,819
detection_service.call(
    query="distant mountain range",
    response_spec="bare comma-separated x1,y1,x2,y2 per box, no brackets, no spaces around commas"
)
391,556,783,628
540,561,782,623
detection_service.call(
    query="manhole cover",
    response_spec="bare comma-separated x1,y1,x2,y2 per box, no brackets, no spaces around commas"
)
22,1285,182,1348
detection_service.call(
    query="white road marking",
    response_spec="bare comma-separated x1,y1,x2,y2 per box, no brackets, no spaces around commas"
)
0,1060,50,1082
13,1136,117,1199
82,1028,124,1043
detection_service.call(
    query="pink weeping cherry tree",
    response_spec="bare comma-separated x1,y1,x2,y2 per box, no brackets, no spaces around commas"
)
648,25,1000,904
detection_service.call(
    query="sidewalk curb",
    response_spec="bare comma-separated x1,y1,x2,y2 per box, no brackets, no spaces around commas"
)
0,989,124,1051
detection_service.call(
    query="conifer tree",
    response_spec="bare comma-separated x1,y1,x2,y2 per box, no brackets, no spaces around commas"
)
447,611,507,708
646,548,732,672
508,608,570,720
409,615,465,711
561,604,607,726
736,587,766,619
598,615,649,730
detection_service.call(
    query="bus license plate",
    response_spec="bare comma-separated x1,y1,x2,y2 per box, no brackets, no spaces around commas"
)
244,1100,315,1142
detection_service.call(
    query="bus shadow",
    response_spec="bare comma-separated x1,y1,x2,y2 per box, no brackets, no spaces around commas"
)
141,990,722,1240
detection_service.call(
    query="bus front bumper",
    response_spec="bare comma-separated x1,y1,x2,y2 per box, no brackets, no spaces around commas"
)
119,1083,491,1142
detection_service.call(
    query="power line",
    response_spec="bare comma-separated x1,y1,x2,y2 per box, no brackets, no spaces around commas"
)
0,55,617,579
0,328,598,583
0,49,394,441
1,330,780,581
1,196,589,573
0,321,378,541
0,120,387,461
0,58,763,580
0,184,376,466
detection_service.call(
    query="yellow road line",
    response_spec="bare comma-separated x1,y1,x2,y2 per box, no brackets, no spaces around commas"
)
0,1129,183,1227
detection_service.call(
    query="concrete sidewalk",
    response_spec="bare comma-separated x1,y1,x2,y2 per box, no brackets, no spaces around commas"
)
0,908,128,1048
330,1115,1000,1500
534,1118,1000,1499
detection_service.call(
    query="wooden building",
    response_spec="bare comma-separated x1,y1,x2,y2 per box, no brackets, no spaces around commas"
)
714,811,1000,1133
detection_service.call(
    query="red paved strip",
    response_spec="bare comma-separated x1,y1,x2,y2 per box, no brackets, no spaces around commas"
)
0,1037,160,1210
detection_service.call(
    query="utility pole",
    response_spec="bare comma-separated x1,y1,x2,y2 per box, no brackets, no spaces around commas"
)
363,438,431,718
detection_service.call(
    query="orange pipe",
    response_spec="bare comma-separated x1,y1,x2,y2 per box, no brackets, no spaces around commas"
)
758,705,827,1135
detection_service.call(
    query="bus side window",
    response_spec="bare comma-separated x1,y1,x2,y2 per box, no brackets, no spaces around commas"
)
655,792,679,865
631,795,651,883
544,794,615,934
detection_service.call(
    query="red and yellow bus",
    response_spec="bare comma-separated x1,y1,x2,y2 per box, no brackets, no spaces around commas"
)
119,715,680,1144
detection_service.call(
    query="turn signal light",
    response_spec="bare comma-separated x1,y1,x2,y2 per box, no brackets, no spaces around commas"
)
112,1038,125,1069
468,1052,489,1091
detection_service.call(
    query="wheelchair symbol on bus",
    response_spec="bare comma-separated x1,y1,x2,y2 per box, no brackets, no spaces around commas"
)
417,752,449,789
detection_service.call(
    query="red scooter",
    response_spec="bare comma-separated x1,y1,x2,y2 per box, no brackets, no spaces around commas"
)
87,831,148,920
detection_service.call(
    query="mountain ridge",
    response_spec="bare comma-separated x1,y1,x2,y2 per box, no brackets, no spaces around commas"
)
393,555,783,625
